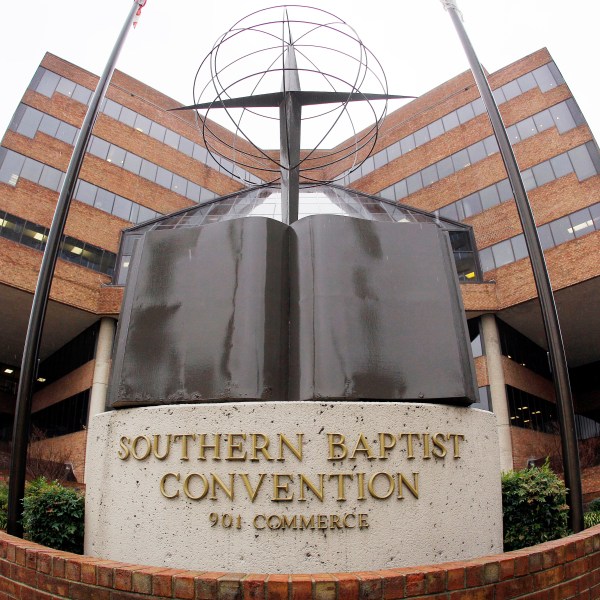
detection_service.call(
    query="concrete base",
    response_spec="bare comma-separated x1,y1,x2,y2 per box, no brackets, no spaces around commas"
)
85,402,502,574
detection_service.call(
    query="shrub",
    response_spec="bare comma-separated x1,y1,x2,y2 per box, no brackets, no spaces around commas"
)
588,497,600,513
584,511,600,528
22,477,84,553
0,481,7,530
502,463,569,551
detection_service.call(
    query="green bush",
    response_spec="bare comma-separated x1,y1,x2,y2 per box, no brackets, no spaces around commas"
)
502,463,569,551
588,497,600,513
584,511,600,528
0,481,8,530
22,477,84,554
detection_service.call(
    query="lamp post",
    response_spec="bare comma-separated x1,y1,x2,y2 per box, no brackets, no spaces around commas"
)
441,0,583,532
7,0,146,537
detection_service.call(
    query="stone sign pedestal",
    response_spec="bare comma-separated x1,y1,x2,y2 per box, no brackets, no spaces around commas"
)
85,402,502,574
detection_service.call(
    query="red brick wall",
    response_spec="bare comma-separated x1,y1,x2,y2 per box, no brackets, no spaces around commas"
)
1,526,600,599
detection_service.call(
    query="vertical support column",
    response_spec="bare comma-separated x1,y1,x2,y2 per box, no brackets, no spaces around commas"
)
481,313,513,472
88,317,116,418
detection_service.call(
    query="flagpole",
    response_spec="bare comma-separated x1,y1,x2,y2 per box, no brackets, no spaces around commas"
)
441,0,583,533
7,0,145,538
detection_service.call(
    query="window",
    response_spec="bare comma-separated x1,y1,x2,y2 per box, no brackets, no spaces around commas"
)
442,111,459,131
568,146,596,181
457,104,475,124
550,103,576,133
119,107,137,128
491,239,514,268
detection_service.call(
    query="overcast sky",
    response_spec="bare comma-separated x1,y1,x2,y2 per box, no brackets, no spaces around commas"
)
1,0,598,148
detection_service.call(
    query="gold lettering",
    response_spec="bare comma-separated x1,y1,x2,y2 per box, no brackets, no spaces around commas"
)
198,434,221,460
327,433,347,460
358,514,369,529
253,514,266,530
226,434,247,461
329,514,342,529
159,472,179,498
239,473,266,502
173,434,196,460
368,472,395,499
267,515,282,530
357,472,366,500
448,434,465,458
432,433,447,458
397,472,419,499
343,513,356,528
300,515,315,529
317,514,328,529
152,434,172,460
299,474,324,501
278,434,303,461
399,433,420,459
272,474,294,502
422,433,431,459
210,473,235,500
378,433,396,459
282,515,297,530
350,433,375,459
131,435,152,460
250,434,273,461
183,473,209,500
117,436,130,460
328,473,354,501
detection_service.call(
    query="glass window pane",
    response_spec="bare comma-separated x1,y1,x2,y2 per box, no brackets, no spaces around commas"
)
112,196,133,221
550,102,576,133
517,72,537,92
428,119,444,139
549,216,575,245
483,136,499,155
568,208,594,238
394,179,408,200
119,107,137,127
491,239,514,268
137,206,157,223
568,146,596,181
590,204,600,228
0,151,25,185
39,165,61,190
95,189,115,213
164,130,180,149
533,65,556,92
72,85,91,104
171,174,187,195
480,185,500,210
133,114,151,134
462,193,483,218
511,235,528,260
503,80,521,101
55,122,78,145
442,111,459,131
452,149,470,171
387,142,401,161
149,122,166,142
103,99,122,119
471,98,485,116
88,137,110,160
56,78,76,98
400,134,416,154
38,114,60,137
156,167,173,188
414,127,430,147
532,161,555,187
107,146,126,167
550,153,573,178
178,137,194,156
468,141,486,164
436,156,454,179
421,164,438,187
506,124,520,144
522,169,536,191
457,103,475,124
17,108,43,138
538,224,554,250
516,117,537,141
140,159,158,181
438,203,459,221
123,153,142,174
186,181,201,202
479,247,495,272
20,158,44,183
373,150,387,169
36,70,60,96
497,179,513,202
192,144,208,162
75,180,97,205
532,109,554,133
406,172,423,194
493,87,506,104
361,157,375,175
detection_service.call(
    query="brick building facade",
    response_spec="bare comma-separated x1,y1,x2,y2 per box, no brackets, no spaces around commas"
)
0,48,598,477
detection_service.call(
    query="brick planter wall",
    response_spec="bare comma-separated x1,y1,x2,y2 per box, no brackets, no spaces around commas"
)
1,527,600,600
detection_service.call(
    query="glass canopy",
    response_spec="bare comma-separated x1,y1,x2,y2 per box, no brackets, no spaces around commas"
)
114,184,481,285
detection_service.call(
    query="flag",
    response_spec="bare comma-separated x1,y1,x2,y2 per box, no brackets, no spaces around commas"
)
133,0,147,28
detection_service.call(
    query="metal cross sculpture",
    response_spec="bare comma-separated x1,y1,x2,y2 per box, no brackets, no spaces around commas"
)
172,7,412,224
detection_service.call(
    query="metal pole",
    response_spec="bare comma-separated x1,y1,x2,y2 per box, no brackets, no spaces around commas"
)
441,0,583,532
7,0,143,537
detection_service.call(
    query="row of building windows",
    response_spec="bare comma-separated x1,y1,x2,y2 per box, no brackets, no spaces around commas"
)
88,135,218,203
29,67,263,185
378,98,584,203
0,148,161,224
437,141,600,222
339,62,565,185
479,200,600,272
0,209,116,275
